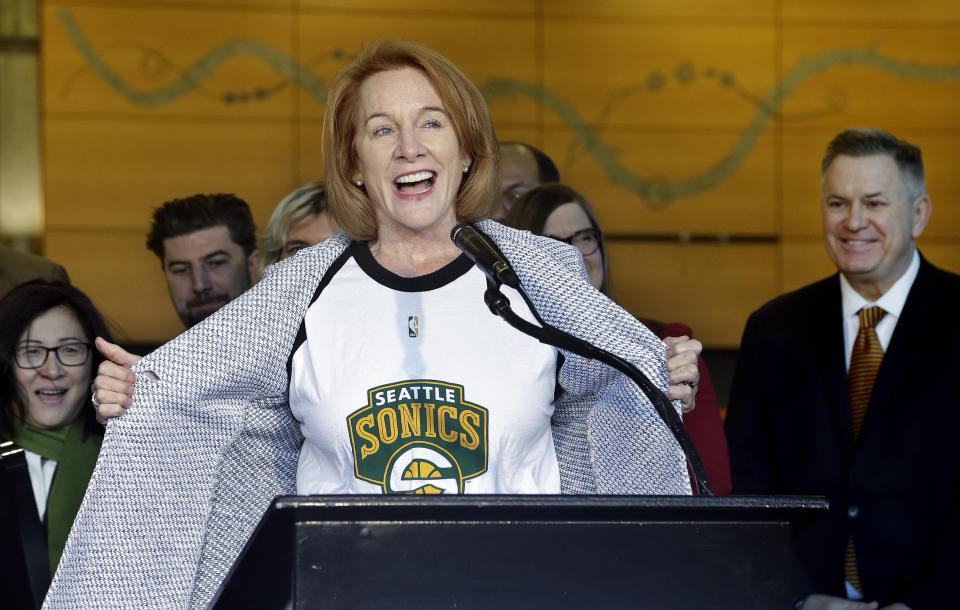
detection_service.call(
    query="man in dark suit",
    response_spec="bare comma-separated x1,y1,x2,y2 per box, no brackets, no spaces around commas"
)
726,128,959,610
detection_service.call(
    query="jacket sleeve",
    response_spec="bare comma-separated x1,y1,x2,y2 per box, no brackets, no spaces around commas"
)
724,310,774,493
479,221,691,495
658,322,732,496
902,508,960,609
43,236,349,610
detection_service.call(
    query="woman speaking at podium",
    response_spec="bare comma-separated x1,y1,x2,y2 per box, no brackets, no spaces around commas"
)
46,40,700,609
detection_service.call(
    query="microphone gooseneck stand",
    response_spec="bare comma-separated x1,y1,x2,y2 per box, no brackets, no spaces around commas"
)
452,223,712,495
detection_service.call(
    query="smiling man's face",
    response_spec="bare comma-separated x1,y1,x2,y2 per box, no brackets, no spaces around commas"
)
821,153,930,300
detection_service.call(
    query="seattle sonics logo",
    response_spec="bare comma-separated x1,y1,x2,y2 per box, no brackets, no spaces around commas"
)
348,380,488,494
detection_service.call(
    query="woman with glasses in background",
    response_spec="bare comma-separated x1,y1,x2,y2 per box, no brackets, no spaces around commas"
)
0,280,113,609
504,183,731,494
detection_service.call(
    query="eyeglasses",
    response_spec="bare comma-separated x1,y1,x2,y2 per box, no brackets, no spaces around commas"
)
547,228,602,257
14,342,92,369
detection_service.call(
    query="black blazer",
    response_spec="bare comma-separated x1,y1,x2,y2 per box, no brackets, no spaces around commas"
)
1,444,50,610
725,256,960,609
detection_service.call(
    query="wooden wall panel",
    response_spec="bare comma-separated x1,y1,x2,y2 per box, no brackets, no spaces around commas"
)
606,242,778,347
546,130,778,235
35,1,960,347
44,117,295,231
296,13,539,122
779,26,960,131
299,0,533,13
781,238,836,294
44,230,185,343
898,136,960,239
545,0,776,20
782,0,960,22
917,241,960,274
779,130,826,238
296,122,326,187
43,6,297,119
53,0,295,8
542,22,776,130
539,20,779,242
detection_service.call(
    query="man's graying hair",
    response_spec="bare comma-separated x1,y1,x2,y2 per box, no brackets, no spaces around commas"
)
821,128,926,202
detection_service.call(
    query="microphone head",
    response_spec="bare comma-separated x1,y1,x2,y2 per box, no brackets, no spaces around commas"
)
450,223,471,246
450,222,521,288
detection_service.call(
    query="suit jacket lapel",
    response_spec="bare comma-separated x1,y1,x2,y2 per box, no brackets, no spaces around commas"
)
860,258,931,440
810,275,854,453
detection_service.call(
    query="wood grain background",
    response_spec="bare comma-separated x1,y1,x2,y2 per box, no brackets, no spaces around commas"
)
40,1,960,346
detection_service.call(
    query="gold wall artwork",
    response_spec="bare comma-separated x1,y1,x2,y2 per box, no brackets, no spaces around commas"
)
41,1,960,346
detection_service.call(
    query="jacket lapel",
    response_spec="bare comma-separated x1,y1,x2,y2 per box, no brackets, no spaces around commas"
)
859,258,930,440
811,276,855,453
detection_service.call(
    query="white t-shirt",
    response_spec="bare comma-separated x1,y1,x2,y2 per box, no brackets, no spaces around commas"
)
289,242,560,495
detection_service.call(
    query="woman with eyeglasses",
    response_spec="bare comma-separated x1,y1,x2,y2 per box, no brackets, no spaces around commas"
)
504,183,732,494
0,280,113,608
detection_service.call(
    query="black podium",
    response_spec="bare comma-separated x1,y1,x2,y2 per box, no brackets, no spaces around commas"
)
210,495,826,610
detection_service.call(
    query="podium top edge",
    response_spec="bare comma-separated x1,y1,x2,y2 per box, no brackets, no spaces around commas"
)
271,494,828,513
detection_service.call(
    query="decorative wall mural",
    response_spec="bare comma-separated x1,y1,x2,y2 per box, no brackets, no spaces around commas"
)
57,10,960,210
43,5,960,347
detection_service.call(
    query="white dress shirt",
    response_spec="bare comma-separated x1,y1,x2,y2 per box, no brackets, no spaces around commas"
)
840,249,920,372
25,450,58,519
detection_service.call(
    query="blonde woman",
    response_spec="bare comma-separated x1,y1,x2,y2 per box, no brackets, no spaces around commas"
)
258,181,337,276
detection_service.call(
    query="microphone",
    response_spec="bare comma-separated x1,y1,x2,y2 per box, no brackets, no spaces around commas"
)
450,223,521,288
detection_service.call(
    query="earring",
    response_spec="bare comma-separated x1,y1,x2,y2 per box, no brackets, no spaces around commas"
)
355,180,363,186
463,166,470,173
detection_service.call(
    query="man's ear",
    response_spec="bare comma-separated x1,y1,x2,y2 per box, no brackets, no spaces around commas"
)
911,194,932,239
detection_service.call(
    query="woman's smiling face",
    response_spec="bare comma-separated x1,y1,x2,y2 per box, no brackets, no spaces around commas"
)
14,305,92,430
544,202,605,290
352,66,470,242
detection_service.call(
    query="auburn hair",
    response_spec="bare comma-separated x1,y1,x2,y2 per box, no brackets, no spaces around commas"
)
323,39,499,241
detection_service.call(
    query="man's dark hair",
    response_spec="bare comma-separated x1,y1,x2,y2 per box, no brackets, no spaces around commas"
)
146,194,257,261
821,128,925,201
501,141,560,183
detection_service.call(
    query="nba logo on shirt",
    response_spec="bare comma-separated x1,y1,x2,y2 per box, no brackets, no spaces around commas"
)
408,316,419,338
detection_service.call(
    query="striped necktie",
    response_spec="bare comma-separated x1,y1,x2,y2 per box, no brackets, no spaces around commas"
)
848,305,886,440
844,305,886,593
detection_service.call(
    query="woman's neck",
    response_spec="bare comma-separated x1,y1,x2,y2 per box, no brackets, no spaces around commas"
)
369,224,462,277
369,235,461,277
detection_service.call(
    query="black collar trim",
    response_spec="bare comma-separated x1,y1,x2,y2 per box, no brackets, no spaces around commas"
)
350,241,474,292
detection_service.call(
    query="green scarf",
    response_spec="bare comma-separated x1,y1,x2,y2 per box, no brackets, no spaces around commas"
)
11,419,102,575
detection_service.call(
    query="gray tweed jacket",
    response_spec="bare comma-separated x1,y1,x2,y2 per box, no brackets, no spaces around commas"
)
43,221,689,610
